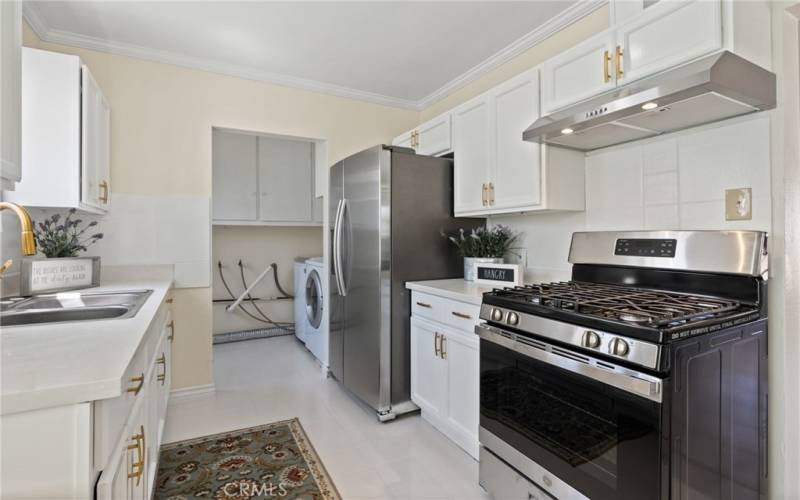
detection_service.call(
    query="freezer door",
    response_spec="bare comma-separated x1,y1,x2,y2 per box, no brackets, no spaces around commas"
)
328,161,345,382
341,146,390,412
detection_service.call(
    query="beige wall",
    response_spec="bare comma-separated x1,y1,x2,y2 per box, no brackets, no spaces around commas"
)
419,5,609,121
212,226,323,334
21,20,417,390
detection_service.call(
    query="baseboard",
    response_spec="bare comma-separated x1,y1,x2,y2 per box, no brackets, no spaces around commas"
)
169,383,215,402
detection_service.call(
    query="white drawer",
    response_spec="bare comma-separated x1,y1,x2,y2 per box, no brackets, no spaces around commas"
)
411,291,444,323
440,299,480,332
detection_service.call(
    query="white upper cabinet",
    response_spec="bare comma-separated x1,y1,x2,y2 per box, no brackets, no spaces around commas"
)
391,128,415,150
5,48,111,214
453,68,585,217
452,94,491,215
0,1,22,190
212,130,258,221
81,66,111,212
416,113,452,156
490,67,542,211
617,0,722,84
258,136,313,223
540,0,771,115
212,131,318,226
391,111,452,156
541,31,617,115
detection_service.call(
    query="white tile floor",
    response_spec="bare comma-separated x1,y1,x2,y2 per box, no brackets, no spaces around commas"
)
163,336,490,500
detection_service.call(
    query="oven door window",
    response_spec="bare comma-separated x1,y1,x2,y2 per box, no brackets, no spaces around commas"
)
480,338,666,500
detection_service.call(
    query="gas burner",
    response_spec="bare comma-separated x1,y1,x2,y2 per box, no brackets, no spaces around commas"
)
619,312,649,323
489,281,743,329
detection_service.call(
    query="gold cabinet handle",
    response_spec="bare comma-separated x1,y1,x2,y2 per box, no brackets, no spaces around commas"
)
165,298,173,304
603,49,611,83
127,425,145,485
127,374,144,396
434,332,441,357
167,320,174,343
157,353,166,384
451,311,471,320
440,335,447,360
416,301,432,309
99,180,109,204
488,182,495,205
615,45,624,80
482,183,488,206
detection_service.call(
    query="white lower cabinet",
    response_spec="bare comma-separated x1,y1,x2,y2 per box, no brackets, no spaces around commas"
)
410,292,480,459
0,294,172,500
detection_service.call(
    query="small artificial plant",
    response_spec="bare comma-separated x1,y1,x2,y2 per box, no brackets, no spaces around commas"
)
34,209,104,258
447,225,519,259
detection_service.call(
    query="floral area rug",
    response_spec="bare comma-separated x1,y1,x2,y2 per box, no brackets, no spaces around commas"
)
155,418,340,500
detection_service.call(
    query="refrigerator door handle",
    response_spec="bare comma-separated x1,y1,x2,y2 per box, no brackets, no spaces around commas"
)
337,198,349,296
332,199,344,296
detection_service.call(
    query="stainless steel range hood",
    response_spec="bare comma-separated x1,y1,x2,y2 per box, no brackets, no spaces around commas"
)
523,51,776,152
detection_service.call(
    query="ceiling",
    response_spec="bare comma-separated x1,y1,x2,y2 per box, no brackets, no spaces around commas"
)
24,1,603,110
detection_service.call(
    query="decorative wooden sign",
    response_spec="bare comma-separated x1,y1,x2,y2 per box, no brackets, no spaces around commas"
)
20,257,100,295
474,262,523,286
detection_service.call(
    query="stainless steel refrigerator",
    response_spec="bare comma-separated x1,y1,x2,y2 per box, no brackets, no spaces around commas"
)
328,145,483,421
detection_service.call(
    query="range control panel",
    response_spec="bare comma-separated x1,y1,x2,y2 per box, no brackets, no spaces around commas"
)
615,238,677,258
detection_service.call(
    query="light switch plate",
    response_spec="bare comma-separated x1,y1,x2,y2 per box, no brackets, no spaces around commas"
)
725,187,752,221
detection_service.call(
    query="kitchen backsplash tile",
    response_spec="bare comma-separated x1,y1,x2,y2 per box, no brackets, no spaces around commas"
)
494,115,772,282
23,193,211,289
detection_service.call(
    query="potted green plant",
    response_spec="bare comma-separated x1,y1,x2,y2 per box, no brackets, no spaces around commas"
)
19,209,104,295
34,209,103,258
447,225,519,281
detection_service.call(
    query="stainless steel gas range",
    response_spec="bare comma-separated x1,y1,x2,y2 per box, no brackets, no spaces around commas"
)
477,231,768,500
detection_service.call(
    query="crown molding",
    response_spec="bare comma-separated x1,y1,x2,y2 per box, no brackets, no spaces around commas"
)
23,0,607,112
21,1,50,38
417,0,608,109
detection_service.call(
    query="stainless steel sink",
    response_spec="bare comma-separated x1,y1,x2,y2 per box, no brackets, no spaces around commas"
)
0,290,153,327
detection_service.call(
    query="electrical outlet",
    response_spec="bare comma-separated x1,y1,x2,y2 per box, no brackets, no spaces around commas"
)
725,188,752,221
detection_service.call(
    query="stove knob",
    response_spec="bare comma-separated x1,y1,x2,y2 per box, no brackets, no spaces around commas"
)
507,312,519,326
582,330,601,349
609,337,630,357
491,308,504,322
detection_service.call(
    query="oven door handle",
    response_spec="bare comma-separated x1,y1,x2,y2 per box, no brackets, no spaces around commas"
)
477,324,663,403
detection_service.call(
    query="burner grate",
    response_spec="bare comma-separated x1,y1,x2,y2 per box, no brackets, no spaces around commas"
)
492,281,740,327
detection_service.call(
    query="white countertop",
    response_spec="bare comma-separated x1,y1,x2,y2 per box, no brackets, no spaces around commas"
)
405,278,494,305
1,276,172,415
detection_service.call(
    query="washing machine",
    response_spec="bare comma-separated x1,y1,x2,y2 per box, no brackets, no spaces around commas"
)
293,257,309,344
303,257,327,364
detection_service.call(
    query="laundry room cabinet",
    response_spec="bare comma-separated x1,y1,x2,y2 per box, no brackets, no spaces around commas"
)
540,0,772,115
212,129,320,226
452,67,585,217
4,48,111,213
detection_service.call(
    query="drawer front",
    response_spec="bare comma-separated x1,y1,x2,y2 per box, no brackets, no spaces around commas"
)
411,291,444,323
440,299,480,332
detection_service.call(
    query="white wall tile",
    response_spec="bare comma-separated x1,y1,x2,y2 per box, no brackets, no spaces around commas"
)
679,196,771,231
21,193,211,289
497,115,772,282
644,204,680,230
644,171,678,206
586,147,643,209
678,116,771,203
643,138,678,175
